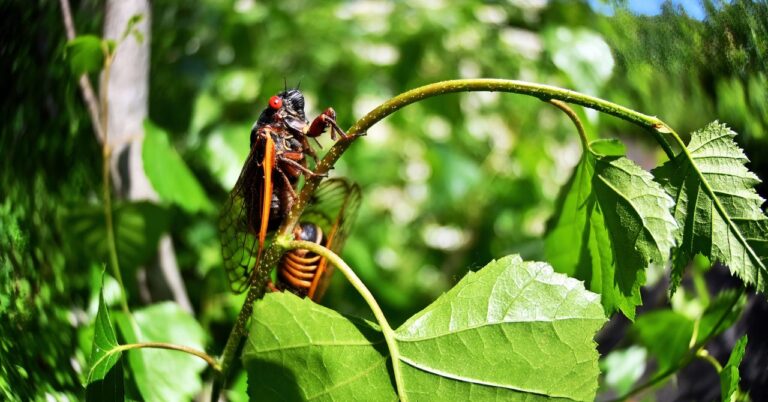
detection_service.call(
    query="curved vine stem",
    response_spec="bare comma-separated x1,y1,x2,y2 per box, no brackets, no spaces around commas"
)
97,342,221,374
215,79,685,398
279,239,408,402
548,99,589,148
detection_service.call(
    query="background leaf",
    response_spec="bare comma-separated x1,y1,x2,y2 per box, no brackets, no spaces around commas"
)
653,122,768,294
65,35,104,76
85,279,124,401
633,310,693,374
114,303,207,402
396,255,606,401
545,152,677,319
62,201,170,270
721,335,748,402
143,120,214,214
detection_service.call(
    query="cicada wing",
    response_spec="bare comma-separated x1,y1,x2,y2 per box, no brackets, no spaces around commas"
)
218,148,264,294
301,178,362,301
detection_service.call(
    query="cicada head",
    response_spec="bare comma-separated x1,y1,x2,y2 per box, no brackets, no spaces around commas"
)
252,88,308,142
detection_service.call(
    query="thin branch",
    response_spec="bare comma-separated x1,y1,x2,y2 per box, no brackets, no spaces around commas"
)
696,349,723,373
279,238,408,401
548,99,589,148
116,342,222,373
58,0,105,144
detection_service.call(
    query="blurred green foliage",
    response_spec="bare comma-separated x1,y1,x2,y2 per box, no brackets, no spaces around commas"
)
1,0,765,400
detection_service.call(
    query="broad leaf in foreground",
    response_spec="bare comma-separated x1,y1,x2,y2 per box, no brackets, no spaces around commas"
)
85,282,124,401
244,293,396,401
546,147,677,319
720,335,748,402
244,255,606,401
115,303,207,402
396,255,606,401
653,122,768,294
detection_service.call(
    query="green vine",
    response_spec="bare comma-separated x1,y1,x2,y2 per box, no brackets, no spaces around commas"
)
214,79,700,398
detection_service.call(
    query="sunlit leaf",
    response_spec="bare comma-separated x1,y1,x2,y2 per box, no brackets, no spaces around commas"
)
85,278,124,401
721,335,748,402
65,35,104,76
653,122,768,295
245,255,606,401
545,149,677,319
396,255,606,401
114,303,207,402
143,120,214,213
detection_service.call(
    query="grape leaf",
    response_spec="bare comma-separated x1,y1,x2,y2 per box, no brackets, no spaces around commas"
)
114,303,207,402
720,335,748,402
653,122,768,294
395,255,607,401
244,293,396,401
244,255,606,401
143,120,214,214
85,279,124,401
545,148,677,319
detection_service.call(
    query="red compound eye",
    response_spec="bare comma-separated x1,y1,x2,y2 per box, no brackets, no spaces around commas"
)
269,96,283,109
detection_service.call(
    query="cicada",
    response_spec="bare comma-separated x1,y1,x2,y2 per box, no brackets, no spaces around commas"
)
277,178,361,301
219,88,348,293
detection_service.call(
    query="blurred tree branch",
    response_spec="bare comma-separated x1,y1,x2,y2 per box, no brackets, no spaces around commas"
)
58,0,104,143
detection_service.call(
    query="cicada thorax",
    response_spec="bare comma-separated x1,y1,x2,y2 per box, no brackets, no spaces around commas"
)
278,222,325,298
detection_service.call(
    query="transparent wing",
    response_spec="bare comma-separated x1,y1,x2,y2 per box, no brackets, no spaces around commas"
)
301,178,362,300
219,149,263,294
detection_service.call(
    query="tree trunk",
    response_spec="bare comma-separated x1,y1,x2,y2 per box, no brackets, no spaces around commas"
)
103,0,193,313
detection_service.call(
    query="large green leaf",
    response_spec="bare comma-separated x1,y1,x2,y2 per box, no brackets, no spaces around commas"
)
115,303,207,402
62,201,169,270
85,280,124,401
395,255,606,401
244,255,606,401
244,293,396,401
720,335,748,402
653,122,768,294
545,149,677,319
143,120,214,214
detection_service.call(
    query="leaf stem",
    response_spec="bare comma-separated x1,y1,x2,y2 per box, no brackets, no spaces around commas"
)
696,349,723,373
114,342,221,373
548,99,589,149
98,46,130,316
279,238,408,402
